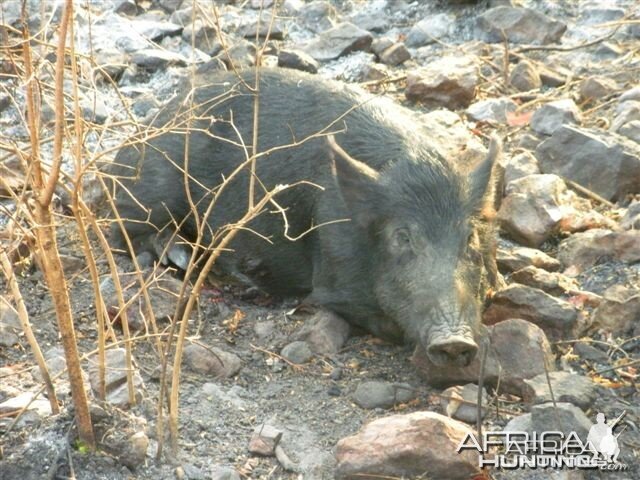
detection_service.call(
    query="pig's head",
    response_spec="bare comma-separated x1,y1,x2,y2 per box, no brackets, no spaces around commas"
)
330,136,501,367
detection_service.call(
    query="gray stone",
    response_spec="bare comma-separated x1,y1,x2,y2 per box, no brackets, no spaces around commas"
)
302,22,372,62
93,49,128,82
621,200,640,230
0,301,20,347
211,467,241,480
216,39,255,69
483,284,579,340
618,120,640,144
503,151,540,185
201,383,247,409
504,403,592,442
405,56,478,109
378,43,411,66
466,97,517,124
441,384,488,424
239,12,285,40
371,37,394,56
509,60,541,92
579,76,617,101
611,100,640,134
281,341,314,364
277,49,319,74
477,6,566,45
336,412,479,480
405,14,453,47
182,20,218,53
159,0,183,12
293,309,350,355
352,381,416,410
522,371,597,409
530,99,581,136
131,49,187,69
183,344,242,378
128,19,182,41
89,348,144,407
297,1,336,33
536,126,640,201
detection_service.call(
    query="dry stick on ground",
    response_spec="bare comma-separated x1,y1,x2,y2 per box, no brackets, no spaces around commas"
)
0,251,60,414
476,340,489,438
20,0,95,448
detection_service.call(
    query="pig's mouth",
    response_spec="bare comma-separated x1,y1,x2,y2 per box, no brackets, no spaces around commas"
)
426,335,478,367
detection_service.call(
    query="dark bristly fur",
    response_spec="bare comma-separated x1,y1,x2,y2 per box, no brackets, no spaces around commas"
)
109,68,502,367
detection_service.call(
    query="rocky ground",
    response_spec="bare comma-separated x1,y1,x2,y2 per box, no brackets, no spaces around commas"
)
1,0,640,479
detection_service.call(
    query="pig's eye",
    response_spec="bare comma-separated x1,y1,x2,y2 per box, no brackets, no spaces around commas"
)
392,228,412,249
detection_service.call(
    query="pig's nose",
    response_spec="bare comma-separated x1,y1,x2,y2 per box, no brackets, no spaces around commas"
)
427,336,478,367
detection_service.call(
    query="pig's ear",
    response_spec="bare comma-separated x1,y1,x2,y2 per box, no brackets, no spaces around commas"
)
327,135,381,227
468,135,502,212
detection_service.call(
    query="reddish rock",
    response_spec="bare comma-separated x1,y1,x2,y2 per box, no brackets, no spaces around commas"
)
483,284,579,340
558,229,640,271
335,412,480,480
496,246,561,273
405,56,478,109
592,285,640,335
510,266,578,295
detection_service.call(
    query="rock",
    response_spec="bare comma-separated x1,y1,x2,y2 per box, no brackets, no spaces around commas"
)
489,318,556,393
211,467,241,480
335,412,480,480
466,97,517,124
250,0,274,8
254,320,276,340
413,319,554,394
281,341,314,364
579,76,617,101
100,273,188,331
557,229,640,271
131,49,187,70
405,56,478,109
621,200,640,230
535,126,640,201
158,0,183,12
93,49,128,82
277,49,319,73
522,371,597,409
201,383,248,410
80,94,109,124
112,0,137,15
497,174,575,247
620,87,640,103
371,37,394,56
348,2,390,33
405,14,453,47
352,381,416,410
128,18,182,42
297,1,336,33
483,284,579,340
31,347,67,383
377,43,411,66
441,384,488,424
89,348,144,407
182,20,218,53
183,344,242,378
509,60,541,92
477,6,566,45
611,100,640,133
249,424,283,456
496,246,561,273
592,285,640,335
216,39,255,69
0,301,20,347
359,63,390,82
302,22,373,62
579,6,625,26
503,151,540,186
618,120,640,144
510,266,578,295
0,391,52,417
240,12,285,40
530,99,581,136
504,402,592,440
119,431,149,470
573,343,608,363
293,309,350,355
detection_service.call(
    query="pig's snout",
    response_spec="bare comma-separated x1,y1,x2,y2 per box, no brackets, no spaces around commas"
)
426,335,478,367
